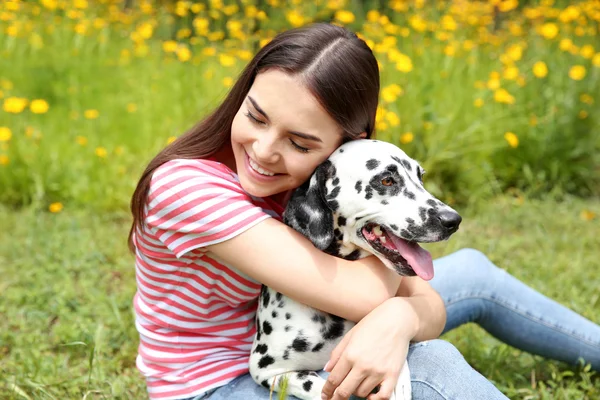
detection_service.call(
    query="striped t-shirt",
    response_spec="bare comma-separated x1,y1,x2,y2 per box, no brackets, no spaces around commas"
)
132,158,284,400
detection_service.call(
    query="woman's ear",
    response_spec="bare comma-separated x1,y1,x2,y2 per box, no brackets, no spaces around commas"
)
358,132,367,139
283,160,335,251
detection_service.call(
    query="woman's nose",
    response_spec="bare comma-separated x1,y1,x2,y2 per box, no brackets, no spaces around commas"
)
252,135,280,165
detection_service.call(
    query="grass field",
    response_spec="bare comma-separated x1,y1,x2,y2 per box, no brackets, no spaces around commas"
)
1,195,599,399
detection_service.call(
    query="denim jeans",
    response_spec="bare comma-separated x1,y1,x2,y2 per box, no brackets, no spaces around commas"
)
182,248,600,400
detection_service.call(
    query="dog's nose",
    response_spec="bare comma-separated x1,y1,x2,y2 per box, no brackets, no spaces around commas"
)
437,211,462,233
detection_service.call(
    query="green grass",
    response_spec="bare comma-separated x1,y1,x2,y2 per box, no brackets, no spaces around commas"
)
1,195,599,399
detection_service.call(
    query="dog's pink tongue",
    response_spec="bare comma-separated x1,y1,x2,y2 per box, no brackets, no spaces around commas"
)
387,234,434,281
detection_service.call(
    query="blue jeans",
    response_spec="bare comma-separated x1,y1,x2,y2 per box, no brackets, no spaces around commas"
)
184,248,600,400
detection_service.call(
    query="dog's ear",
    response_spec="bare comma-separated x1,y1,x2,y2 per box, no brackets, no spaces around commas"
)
283,160,335,251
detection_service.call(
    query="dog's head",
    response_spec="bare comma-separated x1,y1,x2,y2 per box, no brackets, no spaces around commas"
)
283,139,461,281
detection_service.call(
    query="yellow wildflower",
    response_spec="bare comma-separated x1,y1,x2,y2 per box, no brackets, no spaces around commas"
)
0,155,8,165
394,53,413,73
167,136,177,144
581,45,595,59
30,99,49,114
177,46,191,62
580,210,596,221
385,111,400,127
474,98,484,108
335,10,355,24
533,61,548,78
569,65,586,81
76,136,87,146
84,109,99,119
0,127,12,141
49,202,63,213
503,66,519,80
539,23,559,39
579,110,588,119
381,84,403,103
95,147,107,158
504,132,518,148
223,77,234,87
494,88,516,104
400,132,414,144
127,103,138,113
219,54,235,67
3,97,28,113
286,10,304,27
593,54,600,67
162,40,178,53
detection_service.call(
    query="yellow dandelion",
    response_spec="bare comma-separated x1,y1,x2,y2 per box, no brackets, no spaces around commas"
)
162,40,178,53
385,111,400,127
167,136,177,144
286,10,305,28
494,88,516,104
3,97,28,114
84,109,99,119
580,210,596,221
593,53,600,68
578,110,588,119
580,45,595,59
30,99,49,114
334,10,355,24
394,53,413,73
49,202,63,213
400,132,414,144
504,132,519,148
487,78,501,90
381,84,403,103
474,98,484,108
532,61,548,78
539,23,559,39
0,155,9,165
503,66,519,80
127,103,137,113
223,77,234,87
177,46,191,62
76,135,87,146
95,147,107,157
0,127,12,141
202,47,216,56
569,65,586,81
219,54,235,67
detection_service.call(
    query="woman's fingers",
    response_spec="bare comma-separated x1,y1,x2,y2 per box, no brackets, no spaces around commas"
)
366,379,396,400
329,367,370,400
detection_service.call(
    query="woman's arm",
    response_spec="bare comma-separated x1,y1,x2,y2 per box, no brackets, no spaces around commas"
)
394,275,447,342
207,217,402,322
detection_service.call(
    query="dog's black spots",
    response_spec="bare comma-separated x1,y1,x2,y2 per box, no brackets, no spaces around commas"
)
261,380,270,389
343,249,361,260
401,159,413,171
365,185,373,200
285,313,291,320
254,344,268,354
419,207,427,221
334,228,343,240
339,148,344,153
271,311,278,318
355,180,362,194
275,292,282,301
427,199,438,208
323,318,345,341
285,325,291,332
292,337,310,352
406,218,415,224
297,370,310,379
283,349,290,360
263,321,273,335
261,287,270,308
312,342,325,352
381,200,388,205
337,215,346,227
258,355,275,368
303,380,313,392
404,190,416,200
277,302,285,308
312,313,326,324
328,200,339,211
366,159,380,170
294,208,310,230
369,165,404,197
327,186,341,200
256,316,262,340
390,224,398,231
332,177,340,186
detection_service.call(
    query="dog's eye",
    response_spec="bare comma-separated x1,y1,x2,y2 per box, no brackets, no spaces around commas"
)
381,177,395,186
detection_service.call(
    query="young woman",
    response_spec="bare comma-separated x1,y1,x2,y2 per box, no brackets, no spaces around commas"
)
129,23,600,400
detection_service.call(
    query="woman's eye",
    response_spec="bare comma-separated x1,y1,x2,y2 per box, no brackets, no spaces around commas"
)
290,139,309,153
381,177,395,186
245,111,266,125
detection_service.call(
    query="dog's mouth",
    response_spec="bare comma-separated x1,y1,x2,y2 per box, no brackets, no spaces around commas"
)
360,223,434,281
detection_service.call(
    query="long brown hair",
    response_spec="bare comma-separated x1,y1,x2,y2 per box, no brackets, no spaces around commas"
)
128,23,380,252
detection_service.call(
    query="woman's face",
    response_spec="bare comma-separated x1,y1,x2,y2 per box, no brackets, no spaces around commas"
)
230,69,346,199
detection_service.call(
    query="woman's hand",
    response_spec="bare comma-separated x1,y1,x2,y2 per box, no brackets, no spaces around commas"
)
320,297,418,400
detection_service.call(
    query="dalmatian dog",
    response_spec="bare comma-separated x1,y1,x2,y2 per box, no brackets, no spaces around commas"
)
249,139,462,400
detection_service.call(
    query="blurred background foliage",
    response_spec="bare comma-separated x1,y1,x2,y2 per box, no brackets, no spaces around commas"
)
0,0,599,210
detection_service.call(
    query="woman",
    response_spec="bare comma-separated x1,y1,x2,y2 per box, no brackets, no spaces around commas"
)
128,23,600,400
